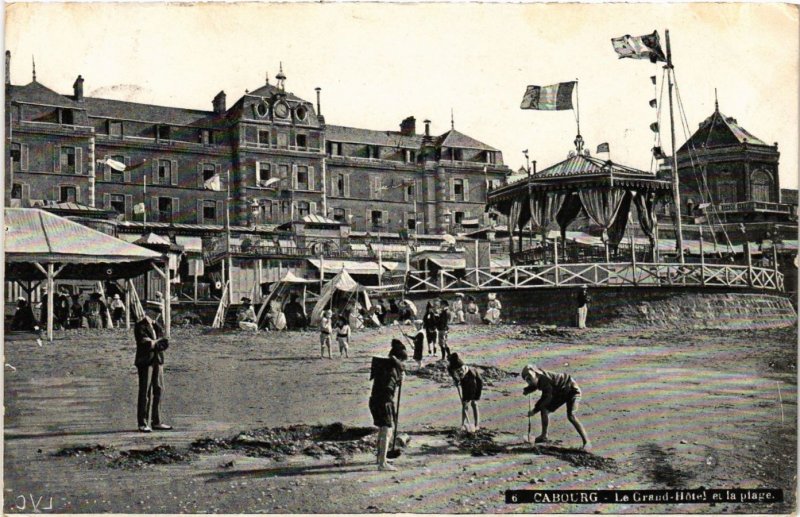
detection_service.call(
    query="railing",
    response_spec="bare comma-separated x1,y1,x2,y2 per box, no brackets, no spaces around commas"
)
405,262,784,294
717,201,796,214
207,245,407,262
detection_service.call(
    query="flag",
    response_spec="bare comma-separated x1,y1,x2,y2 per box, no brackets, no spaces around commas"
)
127,159,148,171
611,31,667,63
652,146,666,160
649,122,660,133
650,75,657,85
103,158,126,171
133,202,146,215
596,142,610,154
649,99,657,108
521,82,576,110
204,173,222,191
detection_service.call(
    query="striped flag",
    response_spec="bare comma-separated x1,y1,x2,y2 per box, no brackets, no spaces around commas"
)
611,31,667,63
520,82,575,110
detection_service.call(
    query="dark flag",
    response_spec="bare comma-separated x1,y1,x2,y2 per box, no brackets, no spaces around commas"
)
596,142,610,154
611,31,667,63
650,75,657,85
649,99,657,108
652,146,666,160
649,122,660,133
521,82,576,110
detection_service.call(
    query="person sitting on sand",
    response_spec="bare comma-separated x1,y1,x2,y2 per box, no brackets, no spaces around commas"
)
465,295,480,324
268,299,287,331
447,353,482,432
521,364,590,450
11,297,37,331
237,297,259,333
483,293,502,324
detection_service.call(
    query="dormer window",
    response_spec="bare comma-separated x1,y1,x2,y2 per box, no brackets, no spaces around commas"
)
156,125,171,142
328,142,342,156
109,120,122,137
255,101,269,118
59,109,74,125
295,105,307,122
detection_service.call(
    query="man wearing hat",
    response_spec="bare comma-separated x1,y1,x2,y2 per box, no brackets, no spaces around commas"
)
576,285,590,329
436,299,451,360
484,293,502,324
11,297,36,331
447,353,483,431
369,339,407,470
134,302,172,433
237,297,259,332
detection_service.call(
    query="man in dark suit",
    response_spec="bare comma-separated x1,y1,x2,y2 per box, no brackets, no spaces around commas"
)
134,303,172,433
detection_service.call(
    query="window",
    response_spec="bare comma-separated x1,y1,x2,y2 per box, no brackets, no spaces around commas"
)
109,121,123,137
258,162,271,183
158,160,171,184
203,200,217,222
296,134,307,148
453,179,465,202
109,194,125,214
110,155,125,180
333,208,346,222
297,201,310,217
485,151,496,164
335,174,345,196
328,142,342,156
60,186,77,203
751,170,773,202
278,164,289,187
405,150,416,163
453,149,463,161
407,216,416,231
277,132,288,148
157,125,171,141
716,180,737,204
11,183,22,199
60,147,76,174
296,166,309,190
158,197,173,223
10,143,20,171
201,129,212,145
367,145,380,159
454,211,464,225
258,130,270,146
406,183,414,200
371,210,384,228
203,164,216,182
60,109,74,125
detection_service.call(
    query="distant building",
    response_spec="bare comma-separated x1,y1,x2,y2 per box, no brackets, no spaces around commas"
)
5,55,510,237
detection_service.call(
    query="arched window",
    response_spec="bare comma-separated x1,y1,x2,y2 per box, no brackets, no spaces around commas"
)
751,170,773,202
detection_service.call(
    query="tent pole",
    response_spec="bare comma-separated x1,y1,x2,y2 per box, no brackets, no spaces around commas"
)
377,250,383,287
319,254,325,293
125,282,131,330
47,263,54,342
193,266,199,303
164,264,171,339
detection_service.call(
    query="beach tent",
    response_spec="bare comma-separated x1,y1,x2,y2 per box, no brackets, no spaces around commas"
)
255,271,318,328
309,269,380,326
5,208,165,340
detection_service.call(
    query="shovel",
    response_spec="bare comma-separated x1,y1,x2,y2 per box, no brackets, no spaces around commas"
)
456,384,473,431
387,379,403,459
526,393,533,444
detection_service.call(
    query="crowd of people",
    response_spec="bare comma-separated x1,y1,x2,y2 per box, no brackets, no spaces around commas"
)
10,287,132,332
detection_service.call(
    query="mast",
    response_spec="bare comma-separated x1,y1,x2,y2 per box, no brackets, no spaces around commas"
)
665,30,685,263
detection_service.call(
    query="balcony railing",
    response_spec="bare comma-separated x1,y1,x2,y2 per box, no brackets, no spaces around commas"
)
207,245,408,262
717,201,796,214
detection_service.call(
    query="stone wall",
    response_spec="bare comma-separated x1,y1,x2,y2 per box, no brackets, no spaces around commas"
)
409,287,797,330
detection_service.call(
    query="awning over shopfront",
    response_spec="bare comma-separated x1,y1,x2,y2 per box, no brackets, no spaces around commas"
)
307,258,382,276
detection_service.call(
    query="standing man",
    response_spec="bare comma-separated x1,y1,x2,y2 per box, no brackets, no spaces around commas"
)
437,300,451,360
134,303,172,433
369,339,407,471
576,285,590,329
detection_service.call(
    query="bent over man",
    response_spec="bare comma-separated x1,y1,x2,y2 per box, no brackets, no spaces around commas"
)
521,364,590,449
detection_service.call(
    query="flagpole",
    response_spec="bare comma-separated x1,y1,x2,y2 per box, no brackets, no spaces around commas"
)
226,169,233,304
143,175,147,229
575,77,581,143
665,29,685,264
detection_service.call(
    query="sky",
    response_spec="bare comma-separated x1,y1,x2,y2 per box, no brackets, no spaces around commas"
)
5,3,799,189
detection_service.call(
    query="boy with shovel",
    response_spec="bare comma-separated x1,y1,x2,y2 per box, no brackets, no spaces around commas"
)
447,353,482,432
521,364,591,450
369,339,408,470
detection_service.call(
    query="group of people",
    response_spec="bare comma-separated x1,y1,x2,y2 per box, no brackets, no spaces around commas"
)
236,294,309,332
368,339,591,470
11,288,130,332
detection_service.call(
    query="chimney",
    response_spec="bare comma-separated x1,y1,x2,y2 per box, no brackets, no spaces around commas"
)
5,51,9,85
400,116,416,137
315,87,322,115
213,90,226,115
423,119,431,137
72,75,84,102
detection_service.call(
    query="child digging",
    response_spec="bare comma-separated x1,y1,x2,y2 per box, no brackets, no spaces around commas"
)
447,353,482,432
521,364,591,450
320,309,333,358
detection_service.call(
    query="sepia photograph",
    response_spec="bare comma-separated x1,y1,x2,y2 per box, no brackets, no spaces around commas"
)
3,2,798,514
